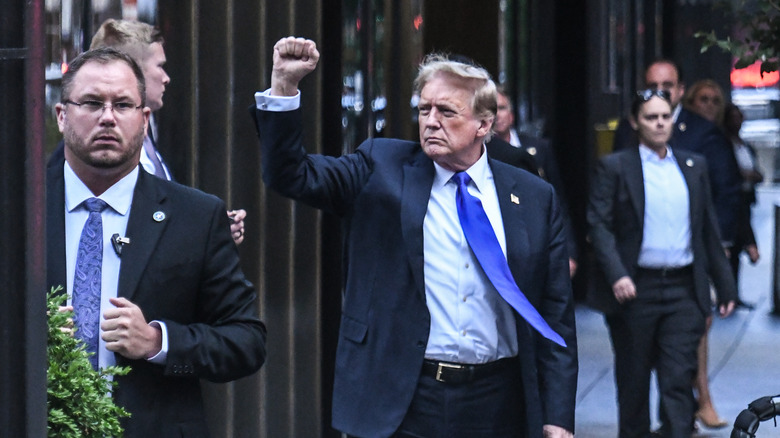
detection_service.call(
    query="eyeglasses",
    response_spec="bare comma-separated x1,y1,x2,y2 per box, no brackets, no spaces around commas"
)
62,100,143,116
636,89,671,102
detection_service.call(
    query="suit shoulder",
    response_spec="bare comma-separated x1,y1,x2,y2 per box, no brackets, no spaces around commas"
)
598,149,632,166
356,137,426,164
678,108,721,135
148,174,224,209
491,158,549,189
517,133,550,149
359,137,419,153
671,147,706,163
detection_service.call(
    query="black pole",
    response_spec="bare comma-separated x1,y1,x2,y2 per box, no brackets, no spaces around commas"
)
773,206,780,314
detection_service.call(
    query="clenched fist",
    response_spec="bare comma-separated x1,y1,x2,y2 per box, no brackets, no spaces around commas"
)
271,36,320,96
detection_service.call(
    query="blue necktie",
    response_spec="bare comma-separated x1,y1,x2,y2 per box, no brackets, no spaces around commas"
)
453,172,566,347
73,197,108,369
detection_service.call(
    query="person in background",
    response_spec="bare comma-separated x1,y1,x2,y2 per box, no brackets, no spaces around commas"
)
680,78,735,430
589,89,736,437
722,102,762,302
47,47,266,437
683,79,726,129
90,19,248,244
491,86,578,277
612,60,741,256
252,36,577,438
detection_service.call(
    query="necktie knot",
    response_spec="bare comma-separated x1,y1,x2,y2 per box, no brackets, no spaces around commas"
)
453,171,472,188
83,197,107,213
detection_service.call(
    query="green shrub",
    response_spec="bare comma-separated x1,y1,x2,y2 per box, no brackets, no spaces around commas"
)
47,287,131,437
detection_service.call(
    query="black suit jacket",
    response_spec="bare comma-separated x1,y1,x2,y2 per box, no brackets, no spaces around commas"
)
612,108,741,242
253,108,577,438
485,136,540,176
517,133,578,260
587,146,737,315
46,157,266,437
489,134,579,260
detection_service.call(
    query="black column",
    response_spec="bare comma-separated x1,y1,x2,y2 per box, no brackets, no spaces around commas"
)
0,0,47,435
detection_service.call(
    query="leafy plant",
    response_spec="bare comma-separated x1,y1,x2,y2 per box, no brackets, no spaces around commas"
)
696,0,780,74
47,286,131,437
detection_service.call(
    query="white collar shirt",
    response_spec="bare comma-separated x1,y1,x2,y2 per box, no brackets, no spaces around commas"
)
637,145,693,268
423,148,518,364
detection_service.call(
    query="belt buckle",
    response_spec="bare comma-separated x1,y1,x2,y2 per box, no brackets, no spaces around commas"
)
435,362,465,383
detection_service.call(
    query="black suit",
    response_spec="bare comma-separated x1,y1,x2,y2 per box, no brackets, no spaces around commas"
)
253,107,577,438
490,134,578,261
485,136,540,176
46,157,266,437
587,146,736,437
613,108,741,243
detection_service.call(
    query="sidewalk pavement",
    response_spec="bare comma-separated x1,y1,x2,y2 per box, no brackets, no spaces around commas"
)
574,185,780,437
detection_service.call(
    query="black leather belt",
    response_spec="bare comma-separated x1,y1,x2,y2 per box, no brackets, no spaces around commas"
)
636,265,693,278
421,357,515,384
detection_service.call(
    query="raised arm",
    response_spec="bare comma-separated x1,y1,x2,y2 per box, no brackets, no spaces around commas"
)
270,36,320,96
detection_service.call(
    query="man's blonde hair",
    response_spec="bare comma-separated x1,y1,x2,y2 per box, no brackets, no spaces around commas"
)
90,19,164,64
414,54,497,136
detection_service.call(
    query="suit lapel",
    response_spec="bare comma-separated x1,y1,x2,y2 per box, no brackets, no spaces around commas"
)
673,150,700,226
490,160,529,284
401,155,435,298
118,170,168,301
621,148,645,228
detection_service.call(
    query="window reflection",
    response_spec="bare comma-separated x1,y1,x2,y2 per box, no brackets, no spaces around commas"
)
342,0,423,150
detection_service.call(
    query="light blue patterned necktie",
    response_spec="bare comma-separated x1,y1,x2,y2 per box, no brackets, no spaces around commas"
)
453,172,566,347
73,197,108,369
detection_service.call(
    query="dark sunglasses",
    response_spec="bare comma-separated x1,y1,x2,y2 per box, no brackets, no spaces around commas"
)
636,89,671,102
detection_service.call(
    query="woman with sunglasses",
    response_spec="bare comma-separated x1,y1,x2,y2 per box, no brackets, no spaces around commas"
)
588,90,737,437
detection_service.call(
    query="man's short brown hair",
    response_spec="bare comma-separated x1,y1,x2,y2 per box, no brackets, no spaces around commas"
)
90,19,164,64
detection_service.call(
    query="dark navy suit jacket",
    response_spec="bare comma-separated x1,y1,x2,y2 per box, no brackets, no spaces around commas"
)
253,108,578,438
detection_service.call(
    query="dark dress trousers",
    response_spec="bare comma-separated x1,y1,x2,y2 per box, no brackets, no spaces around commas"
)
612,109,741,243
46,156,267,437
253,108,578,438
587,146,737,436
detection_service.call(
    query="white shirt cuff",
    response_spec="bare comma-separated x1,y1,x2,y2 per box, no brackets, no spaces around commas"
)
254,89,301,112
146,320,168,364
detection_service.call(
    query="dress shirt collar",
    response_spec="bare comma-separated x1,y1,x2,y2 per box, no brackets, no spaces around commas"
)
672,103,682,123
638,144,675,163
509,129,521,148
64,161,138,216
432,144,492,191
